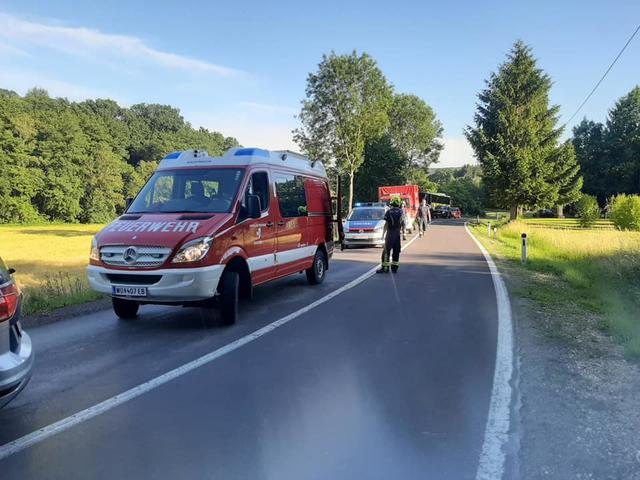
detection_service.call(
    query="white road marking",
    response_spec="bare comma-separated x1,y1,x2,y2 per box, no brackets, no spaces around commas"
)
0,234,420,461
465,222,514,480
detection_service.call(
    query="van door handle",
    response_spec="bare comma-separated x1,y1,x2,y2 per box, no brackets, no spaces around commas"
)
265,222,274,228
277,221,285,227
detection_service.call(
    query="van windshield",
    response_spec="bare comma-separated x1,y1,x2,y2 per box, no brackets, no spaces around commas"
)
348,208,385,221
128,168,244,214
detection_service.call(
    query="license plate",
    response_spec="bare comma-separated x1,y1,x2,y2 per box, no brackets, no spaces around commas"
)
112,286,147,297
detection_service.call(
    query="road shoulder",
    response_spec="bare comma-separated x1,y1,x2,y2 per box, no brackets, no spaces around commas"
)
20,297,111,328
494,256,640,479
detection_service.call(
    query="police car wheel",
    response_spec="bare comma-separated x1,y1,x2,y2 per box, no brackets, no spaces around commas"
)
306,249,327,285
219,270,239,325
112,297,139,319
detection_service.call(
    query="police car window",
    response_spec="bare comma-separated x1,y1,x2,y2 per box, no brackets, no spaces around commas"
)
129,168,244,213
245,172,269,212
275,175,308,218
348,208,385,221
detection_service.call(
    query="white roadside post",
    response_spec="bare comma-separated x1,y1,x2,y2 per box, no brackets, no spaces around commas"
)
488,222,491,237
521,233,528,264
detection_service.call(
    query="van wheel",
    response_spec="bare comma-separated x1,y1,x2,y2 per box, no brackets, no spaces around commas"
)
219,270,239,325
112,297,139,319
306,249,327,285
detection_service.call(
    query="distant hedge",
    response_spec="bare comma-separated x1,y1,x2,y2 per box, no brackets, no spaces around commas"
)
0,88,238,224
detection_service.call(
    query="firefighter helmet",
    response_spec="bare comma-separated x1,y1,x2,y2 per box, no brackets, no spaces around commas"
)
390,196,402,207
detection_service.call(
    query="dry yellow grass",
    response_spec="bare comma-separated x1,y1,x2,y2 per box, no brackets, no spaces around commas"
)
0,224,105,314
474,220,640,355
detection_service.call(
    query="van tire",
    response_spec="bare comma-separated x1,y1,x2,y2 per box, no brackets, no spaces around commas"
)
112,297,139,319
219,270,239,325
306,249,327,285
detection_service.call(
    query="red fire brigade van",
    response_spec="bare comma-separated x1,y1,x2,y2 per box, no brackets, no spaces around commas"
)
87,148,333,325
378,185,420,233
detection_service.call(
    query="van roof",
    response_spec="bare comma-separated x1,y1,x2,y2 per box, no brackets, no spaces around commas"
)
157,147,327,177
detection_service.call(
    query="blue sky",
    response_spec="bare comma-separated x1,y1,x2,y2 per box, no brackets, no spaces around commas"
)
0,0,638,167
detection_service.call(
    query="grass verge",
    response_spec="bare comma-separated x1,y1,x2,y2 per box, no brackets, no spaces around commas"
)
470,220,640,356
0,224,105,315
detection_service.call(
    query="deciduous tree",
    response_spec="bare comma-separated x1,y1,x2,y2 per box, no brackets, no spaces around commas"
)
294,51,393,210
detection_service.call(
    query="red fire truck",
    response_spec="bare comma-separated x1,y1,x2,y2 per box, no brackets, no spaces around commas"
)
378,185,420,233
87,148,333,325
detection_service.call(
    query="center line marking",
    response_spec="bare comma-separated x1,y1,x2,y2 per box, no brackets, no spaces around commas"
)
0,234,420,461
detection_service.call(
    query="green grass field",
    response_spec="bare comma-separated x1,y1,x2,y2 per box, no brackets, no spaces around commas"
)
0,224,105,315
471,219,640,356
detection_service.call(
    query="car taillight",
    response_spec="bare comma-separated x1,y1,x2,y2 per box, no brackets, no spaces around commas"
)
0,283,19,322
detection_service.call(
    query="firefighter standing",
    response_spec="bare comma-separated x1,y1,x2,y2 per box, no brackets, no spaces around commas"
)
377,196,406,274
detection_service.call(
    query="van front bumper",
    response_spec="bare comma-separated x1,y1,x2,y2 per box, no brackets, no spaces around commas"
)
0,320,34,409
87,264,225,302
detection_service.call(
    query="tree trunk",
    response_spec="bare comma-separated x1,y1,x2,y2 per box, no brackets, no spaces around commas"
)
556,205,564,218
510,205,519,220
348,170,355,213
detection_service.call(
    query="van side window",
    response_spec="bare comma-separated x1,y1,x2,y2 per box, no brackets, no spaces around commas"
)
275,175,308,217
247,172,270,212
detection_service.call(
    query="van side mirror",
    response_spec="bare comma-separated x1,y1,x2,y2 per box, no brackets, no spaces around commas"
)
8,268,15,275
246,194,261,219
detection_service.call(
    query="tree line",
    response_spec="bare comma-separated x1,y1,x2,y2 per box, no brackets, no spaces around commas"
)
0,88,238,223
2,43,638,224
572,86,640,204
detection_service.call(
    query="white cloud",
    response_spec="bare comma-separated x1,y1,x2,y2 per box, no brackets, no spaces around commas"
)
0,42,29,57
0,67,124,102
437,137,476,167
0,12,241,77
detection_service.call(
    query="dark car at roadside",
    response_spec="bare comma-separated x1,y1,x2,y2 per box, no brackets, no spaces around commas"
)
0,256,34,408
432,205,450,218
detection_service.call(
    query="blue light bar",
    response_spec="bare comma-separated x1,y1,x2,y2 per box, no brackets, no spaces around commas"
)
234,148,269,158
164,151,181,159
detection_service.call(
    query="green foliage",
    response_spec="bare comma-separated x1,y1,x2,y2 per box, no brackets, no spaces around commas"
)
354,135,407,201
572,119,608,202
0,88,238,223
405,167,439,194
388,93,443,168
552,141,583,209
576,194,600,227
440,176,485,215
465,41,578,218
610,194,640,231
573,86,640,202
294,51,393,209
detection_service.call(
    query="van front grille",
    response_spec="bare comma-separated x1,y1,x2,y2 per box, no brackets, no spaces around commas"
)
100,245,172,267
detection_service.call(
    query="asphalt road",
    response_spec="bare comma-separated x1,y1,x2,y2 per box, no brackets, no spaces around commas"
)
0,220,499,480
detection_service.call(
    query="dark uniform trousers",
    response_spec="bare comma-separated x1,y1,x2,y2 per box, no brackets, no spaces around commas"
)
380,207,405,272
381,230,401,270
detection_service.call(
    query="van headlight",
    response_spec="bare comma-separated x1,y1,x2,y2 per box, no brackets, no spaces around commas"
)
172,237,213,263
90,237,100,261
374,224,384,232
